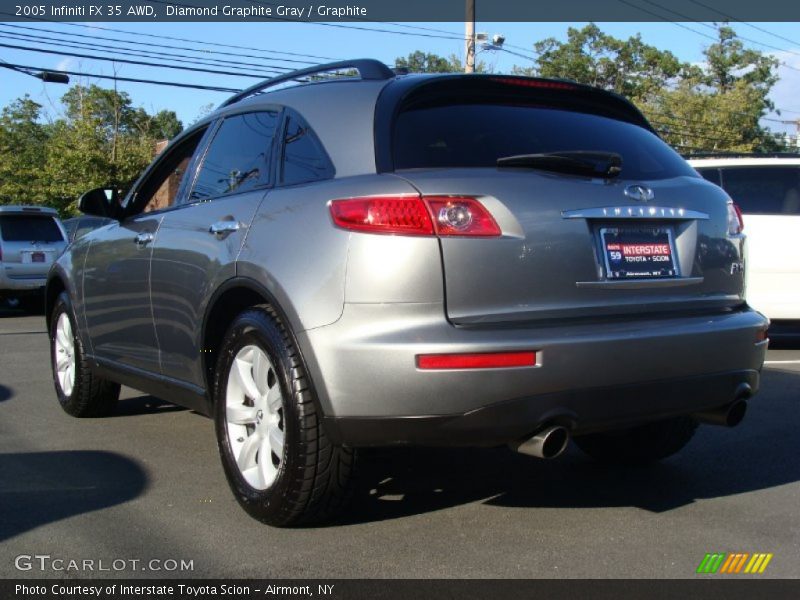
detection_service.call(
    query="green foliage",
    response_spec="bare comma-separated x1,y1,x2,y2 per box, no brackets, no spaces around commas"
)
0,96,48,207
515,24,684,102
0,84,184,216
511,24,782,153
644,26,780,153
395,51,486,74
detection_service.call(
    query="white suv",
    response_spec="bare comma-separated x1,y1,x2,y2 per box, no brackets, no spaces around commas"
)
688,155,800,322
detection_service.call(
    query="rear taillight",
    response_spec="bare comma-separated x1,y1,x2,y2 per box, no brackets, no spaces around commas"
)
426,196,502,237
330,195,501,237
417,351,536,370
727,201,744,235
329,195,433,235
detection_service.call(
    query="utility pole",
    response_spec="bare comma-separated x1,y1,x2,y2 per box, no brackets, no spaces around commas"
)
465,0,475,73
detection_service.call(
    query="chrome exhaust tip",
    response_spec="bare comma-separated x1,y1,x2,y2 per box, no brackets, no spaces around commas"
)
511,425,570,459
692,399,748,428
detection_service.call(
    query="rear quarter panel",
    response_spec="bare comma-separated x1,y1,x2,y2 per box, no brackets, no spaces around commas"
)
236,174,424,333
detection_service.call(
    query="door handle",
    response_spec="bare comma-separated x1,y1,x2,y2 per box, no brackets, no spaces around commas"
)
209,221,241,235
134,232,154,246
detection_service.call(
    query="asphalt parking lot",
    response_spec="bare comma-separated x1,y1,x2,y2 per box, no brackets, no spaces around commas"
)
1,309,798,579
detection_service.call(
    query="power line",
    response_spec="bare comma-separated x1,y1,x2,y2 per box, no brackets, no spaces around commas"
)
0,40,280,79
0,61,239,92
618,0,800,73
0,31,293,77
686,0,800,49
636,0,800,60
0,23,317,69
0,11,340,62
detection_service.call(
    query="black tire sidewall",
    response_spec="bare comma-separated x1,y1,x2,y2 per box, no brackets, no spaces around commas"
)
213,311,300,522
50,292,79,411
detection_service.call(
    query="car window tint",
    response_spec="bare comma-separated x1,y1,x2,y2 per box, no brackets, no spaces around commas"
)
393,104,695,180
75,219,103,240
133,127,208,214
280,116,333,186
191,111,279,201
0,216,63,242
695,168,721,186
719,166,800,215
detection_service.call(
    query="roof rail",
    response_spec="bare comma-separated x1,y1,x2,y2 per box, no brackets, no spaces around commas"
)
219,59,395,108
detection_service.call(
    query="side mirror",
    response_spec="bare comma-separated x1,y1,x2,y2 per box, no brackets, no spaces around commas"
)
78,188,121,219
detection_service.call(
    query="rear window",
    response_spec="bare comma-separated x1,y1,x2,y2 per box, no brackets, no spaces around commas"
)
392,103,695,180
0,215,64,242
713,166,800,215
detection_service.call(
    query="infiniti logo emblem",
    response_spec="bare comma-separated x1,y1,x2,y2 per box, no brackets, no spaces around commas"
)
624,185,655,202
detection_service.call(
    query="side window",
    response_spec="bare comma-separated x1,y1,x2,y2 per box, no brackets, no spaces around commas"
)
129,127,208,215
719,166,800,215
696,167,721,186
190,111,279,201
280,114,334,186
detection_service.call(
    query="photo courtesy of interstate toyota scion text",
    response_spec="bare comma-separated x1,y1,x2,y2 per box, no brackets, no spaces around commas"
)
46,59,769,526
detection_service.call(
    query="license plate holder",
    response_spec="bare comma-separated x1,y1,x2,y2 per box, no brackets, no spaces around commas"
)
601,227,678,279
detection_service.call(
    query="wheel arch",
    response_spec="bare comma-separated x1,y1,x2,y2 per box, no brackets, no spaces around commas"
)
45,272,68,335
200,277,329,421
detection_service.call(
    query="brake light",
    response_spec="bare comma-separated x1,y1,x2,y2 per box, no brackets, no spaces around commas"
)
417,351,536,370
329,195,501,237
727,201,744,235
489,76,577,91
329,195,433,236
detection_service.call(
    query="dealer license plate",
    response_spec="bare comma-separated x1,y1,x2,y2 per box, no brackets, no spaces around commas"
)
601,227,678,279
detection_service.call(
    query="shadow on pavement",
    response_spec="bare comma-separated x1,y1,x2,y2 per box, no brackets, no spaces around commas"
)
111,395,187,418
0,385,13,402
334,369,800,526
0,451,148,542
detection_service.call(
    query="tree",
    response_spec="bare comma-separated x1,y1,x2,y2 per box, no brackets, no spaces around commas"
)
395,51,486,73
42,85,162,214
515,23,781,153
515,24,685,103
144,109,183,140
0,96,49,206
643,26,780,153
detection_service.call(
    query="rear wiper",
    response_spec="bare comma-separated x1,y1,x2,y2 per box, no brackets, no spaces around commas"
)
496,151,622,178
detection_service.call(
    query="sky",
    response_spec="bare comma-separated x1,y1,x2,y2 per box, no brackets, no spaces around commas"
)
0,20,799,135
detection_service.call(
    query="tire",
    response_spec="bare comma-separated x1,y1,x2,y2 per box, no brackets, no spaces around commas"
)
213,305,355,527
50,292,120,417
574,416,698,465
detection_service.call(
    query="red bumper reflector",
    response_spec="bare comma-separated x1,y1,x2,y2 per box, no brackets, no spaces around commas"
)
417,351,536,370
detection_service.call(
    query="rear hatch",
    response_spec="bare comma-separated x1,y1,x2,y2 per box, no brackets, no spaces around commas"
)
0,212,66,279
381,76,744,325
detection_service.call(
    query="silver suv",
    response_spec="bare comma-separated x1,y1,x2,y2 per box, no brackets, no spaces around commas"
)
1,205,67,307
46,60,769,526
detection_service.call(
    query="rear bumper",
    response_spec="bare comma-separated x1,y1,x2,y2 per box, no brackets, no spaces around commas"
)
323,369,759,446
298,303,768,447
0,270,47,293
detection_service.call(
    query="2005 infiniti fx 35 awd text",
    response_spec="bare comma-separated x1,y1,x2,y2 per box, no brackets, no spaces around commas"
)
46,59,769,526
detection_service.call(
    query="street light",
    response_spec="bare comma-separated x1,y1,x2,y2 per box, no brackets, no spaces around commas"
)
480,33,506,52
